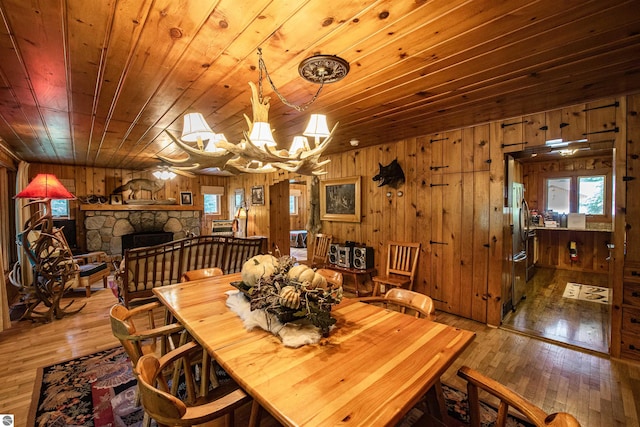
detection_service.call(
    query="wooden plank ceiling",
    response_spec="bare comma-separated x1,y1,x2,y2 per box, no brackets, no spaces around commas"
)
0,0,639,173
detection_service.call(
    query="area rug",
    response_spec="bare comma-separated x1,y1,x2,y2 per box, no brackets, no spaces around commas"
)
563,282,611,304
30,346,534,427
29,346,145,427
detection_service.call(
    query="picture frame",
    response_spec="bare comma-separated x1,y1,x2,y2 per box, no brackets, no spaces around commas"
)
320,176,361,222
180,191,193,206
251,185,265,205
110,194,122,205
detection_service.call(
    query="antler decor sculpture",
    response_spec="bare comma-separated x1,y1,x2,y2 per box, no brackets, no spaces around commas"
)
161,82,337,176
159,49,348,176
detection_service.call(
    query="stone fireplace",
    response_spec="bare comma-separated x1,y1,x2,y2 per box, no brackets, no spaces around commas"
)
83,208,201,255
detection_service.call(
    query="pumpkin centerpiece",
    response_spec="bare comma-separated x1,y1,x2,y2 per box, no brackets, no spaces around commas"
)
232,255,343,335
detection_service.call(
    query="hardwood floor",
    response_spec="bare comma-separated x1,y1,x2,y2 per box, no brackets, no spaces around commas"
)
1,280,639,427
501,267,610,354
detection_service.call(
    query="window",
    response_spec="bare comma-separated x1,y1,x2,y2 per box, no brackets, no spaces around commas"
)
546,177,570,214
543,172,608,217
204,194,220,215
290,195,299,215
578,176,605,215
50,199,69,218
201,185,224,216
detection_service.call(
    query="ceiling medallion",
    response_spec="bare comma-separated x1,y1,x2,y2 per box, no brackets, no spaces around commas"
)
298,54,350,84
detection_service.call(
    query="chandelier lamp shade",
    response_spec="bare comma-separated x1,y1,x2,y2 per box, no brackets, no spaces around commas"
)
289,136,310,155
181,112,216,150
15,174,75,200
248,122,278,148
158,48,350,176
303,114,331,138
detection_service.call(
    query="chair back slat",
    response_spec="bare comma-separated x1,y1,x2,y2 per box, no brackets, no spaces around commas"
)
386,241,420,278
311,234,333,267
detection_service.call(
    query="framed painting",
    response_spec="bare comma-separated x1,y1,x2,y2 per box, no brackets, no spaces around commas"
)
320,176,361,222
251,185,265,205
180,191,193,206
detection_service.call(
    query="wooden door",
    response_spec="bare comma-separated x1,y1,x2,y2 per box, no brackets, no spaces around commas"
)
429,168,489,322
269,180,290,256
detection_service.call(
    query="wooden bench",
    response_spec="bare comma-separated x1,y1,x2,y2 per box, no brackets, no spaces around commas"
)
117,235,267,306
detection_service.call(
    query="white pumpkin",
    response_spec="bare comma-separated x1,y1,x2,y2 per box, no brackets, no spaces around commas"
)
279,286,301,309
287,265,310,280
241,254,278,286
287,264,327,290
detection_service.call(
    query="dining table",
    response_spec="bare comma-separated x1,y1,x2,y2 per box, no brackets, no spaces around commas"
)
153,272,475,426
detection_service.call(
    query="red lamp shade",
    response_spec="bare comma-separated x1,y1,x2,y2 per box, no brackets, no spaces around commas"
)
15,174,75,199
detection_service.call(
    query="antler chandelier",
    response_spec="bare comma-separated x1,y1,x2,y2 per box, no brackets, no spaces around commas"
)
159,49,349,176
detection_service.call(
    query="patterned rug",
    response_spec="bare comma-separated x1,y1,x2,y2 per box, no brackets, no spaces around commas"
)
29,347,145,427
30,346,534,427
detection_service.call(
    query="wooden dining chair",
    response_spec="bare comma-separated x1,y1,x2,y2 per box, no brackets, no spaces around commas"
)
180,267,224,282
371,241,421,296
109,301,184,366
110,302,186,426
357,288,435,320
309,233,333,268
135,342,251,427
316,268,343,289
457,366,581,427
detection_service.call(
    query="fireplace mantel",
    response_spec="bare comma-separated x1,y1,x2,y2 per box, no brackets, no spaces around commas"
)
80,204,199,211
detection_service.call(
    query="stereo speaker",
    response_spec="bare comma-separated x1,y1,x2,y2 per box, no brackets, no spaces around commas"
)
328,243,341,265
352,246,374,270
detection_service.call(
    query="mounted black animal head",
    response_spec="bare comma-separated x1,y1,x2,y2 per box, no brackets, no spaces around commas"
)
372,159,405,189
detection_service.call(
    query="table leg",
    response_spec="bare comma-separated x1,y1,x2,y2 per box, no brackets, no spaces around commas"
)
248,400,263,427
424,379,449,423
201,351,211,397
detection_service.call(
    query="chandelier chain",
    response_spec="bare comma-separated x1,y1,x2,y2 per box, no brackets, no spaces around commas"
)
257,48,324,113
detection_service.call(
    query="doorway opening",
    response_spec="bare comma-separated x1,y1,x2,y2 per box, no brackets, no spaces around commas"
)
502,147,614,355
289,180,308,262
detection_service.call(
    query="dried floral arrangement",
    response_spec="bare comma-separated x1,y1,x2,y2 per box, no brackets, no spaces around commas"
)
232,254,343,335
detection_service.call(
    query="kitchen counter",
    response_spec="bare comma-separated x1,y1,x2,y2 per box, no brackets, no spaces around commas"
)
531,223,612,232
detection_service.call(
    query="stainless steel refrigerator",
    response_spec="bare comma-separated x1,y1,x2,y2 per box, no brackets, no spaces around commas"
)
511,182,530,310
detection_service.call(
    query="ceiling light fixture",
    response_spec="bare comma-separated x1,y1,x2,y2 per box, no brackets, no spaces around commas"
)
158,48,350,176
152,169,177,180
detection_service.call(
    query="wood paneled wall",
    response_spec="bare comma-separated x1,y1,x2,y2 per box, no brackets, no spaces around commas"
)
228,93,635,328
24,93,637,330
